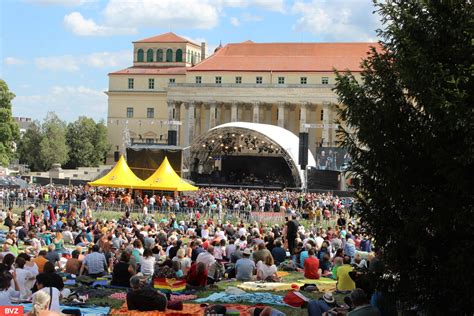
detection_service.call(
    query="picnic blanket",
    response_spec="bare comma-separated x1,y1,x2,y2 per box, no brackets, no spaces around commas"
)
194,292,288,306
237,282,299,292
110,303,253,316
21,303,110,315
110,303,202,316
297,278,337,293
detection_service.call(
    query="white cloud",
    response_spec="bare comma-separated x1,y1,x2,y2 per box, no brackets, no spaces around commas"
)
4,57,26,66
103,0,220,30
218,0,285,12
35,50,131,72
25,0,95,6
64,12,137,36
242,13,263,22
13,85,107,122
62,0,285,37
230,17,240,27
291,0,380,42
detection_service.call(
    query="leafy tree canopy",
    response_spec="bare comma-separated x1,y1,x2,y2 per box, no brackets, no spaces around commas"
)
0,79,20,166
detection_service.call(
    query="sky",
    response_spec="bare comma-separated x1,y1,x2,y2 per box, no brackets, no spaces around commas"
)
1,0,381,123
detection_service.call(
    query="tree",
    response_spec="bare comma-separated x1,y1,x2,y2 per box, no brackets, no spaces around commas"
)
0,79,20,166
17,121,43,171
65,117,110,168
38,112,69,170
334,1,472,313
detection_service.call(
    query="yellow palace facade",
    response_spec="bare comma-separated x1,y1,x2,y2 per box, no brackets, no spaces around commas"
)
106,32,373,164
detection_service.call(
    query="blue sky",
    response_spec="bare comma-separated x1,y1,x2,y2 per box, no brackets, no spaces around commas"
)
1,0,381,122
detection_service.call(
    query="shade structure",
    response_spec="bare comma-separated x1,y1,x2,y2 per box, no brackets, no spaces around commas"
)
88,155,146,188
138,157,198,191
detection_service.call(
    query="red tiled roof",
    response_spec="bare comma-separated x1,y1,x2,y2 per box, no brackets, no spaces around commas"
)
189,42,378,72
109,67,187,75
133,32,199,46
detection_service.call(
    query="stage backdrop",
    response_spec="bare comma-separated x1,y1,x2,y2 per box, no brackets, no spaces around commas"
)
126,148,182,180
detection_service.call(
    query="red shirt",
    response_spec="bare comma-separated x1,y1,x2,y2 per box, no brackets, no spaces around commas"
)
304,256,320,279
187,263,208,286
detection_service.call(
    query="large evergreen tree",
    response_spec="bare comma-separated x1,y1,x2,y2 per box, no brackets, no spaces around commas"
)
334,0,473,313
0,79,20,166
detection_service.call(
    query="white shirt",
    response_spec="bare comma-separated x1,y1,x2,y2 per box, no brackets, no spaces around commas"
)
14,268,33,299
196,252,216,268
256,261,278,280
0,288,19,305
35,287,60,312
140,256,155,276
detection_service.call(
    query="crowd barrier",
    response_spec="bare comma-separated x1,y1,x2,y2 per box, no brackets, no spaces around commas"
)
250,212,286,223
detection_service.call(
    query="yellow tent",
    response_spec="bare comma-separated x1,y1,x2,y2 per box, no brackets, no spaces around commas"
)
88,155,146,188
138,157,198,191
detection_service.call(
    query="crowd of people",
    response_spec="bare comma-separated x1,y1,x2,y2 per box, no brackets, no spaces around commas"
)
0,185,387,316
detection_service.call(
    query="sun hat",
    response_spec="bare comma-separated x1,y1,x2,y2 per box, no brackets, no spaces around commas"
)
29,204,35,208
243,248,252,256
323,292,335,304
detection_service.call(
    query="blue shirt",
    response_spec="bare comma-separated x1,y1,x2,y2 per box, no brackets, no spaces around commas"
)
235,258,255,281
300,251,309,267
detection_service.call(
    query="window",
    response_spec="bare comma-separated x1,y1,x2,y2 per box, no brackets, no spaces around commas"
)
278,77,285,84
166,49,173,62
176,49,183,62
126,107,134,118
137,49,144,62
235,76,242,84
320,109,324,121
195,76,202,84
146,49,154,62
256,76,263,84
148,78,154,89
169,78,176,83
147,107,154,118
187,49,190,62
128,78,134,89
146,138,154,144
300,77,307,84
198,53,201,62
157,49,163,62
322,77,329,84
215,76,222,84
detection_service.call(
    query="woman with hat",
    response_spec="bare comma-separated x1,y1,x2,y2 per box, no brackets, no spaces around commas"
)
307,292,339,316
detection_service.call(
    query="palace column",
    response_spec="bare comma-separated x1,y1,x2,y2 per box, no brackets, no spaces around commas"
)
185,101,195,145
277,101,285,128
209,101,217,129
195,103,202,136
231,102,238,122
322,102,330,146
167,100,177,145
252,101,260,123
299,102,307,132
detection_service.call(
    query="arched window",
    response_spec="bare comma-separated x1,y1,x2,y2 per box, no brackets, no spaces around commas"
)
137,49,144,62
187,49,190,62
191,51,195,64
166,49,173,62
157,49,163,62
198,53,201,62
176,49,183,62
146,49,153,62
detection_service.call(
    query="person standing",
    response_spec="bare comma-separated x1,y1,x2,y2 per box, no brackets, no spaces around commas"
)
286,215,299,255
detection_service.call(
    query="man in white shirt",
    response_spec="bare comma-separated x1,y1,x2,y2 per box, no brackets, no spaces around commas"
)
196,245,216,269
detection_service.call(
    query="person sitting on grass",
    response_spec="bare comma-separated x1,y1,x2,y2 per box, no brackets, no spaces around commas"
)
236,248,256,281
186,262,208,287
127,275,167,311
304,248,320,280
256,255,280,282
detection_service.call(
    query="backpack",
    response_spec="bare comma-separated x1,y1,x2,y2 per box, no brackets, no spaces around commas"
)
279,260,297,271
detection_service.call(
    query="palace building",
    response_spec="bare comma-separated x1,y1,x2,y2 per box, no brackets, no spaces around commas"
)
106,32,375,188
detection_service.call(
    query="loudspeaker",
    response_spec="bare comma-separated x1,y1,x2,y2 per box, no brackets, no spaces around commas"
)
168,130,177,146
299,132,308,169
114,151,120,162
